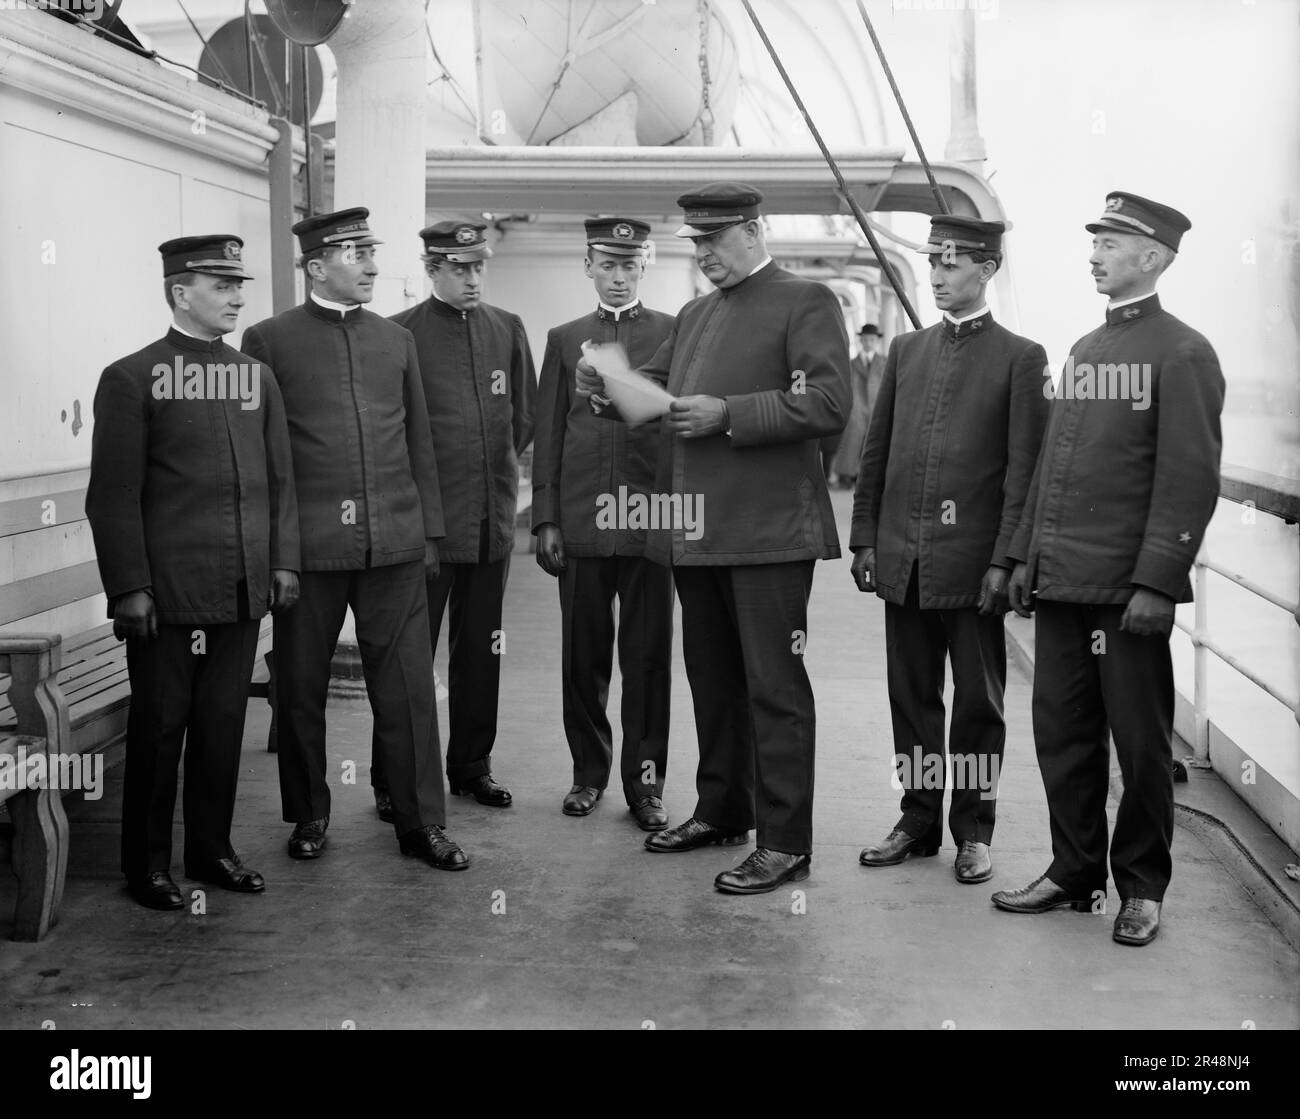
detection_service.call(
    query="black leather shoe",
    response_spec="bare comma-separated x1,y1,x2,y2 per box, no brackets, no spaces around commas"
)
288,818,328,860
858,827,940,867
954,840,993,884
187,855,265,893
1113,897,1161,946
374,788,394,823
399,824,469,871
127,871,184,911
450,774,513,807
715,848,811,894
991,873,1094,914
563,785,601,816
644,816,749,853
629,795,669,832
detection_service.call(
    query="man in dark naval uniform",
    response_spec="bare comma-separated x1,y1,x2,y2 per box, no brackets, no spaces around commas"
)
86,234,300,909
994,192,1224,946
851,216,1049,886
389,219,535,810
578,183,850,894
532,217,676,829
241,207,467,871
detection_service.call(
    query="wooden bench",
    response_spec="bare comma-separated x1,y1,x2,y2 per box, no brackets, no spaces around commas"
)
0,636,71,940
0,469,275,938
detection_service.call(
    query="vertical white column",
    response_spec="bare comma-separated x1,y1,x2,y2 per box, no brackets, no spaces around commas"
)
324,0,429,685
944,10,986,169
330,0,428,313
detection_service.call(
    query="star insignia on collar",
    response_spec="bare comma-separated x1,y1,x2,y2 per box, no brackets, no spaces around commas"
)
1179,532,1192,544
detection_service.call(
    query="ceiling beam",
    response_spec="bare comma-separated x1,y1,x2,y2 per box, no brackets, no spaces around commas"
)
407,145,1003,220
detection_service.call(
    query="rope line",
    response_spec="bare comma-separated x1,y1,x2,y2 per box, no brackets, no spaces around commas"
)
738,0,922,330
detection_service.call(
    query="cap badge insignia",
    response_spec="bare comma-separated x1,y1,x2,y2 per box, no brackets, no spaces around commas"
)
613,223,634,240
1105,197,1124,212
455,227,477,244
224,241,241,260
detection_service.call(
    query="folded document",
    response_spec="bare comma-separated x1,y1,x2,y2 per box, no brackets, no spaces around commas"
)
581,340,675,422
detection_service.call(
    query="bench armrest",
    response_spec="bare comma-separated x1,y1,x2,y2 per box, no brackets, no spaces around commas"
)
0,634,69,746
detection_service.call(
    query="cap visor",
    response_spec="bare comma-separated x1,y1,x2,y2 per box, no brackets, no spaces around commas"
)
193,266,255,280
432,247,492,263
324,234,384,247
674,220,744,239
588,243,645,256
1085,219,1142,237
917,240,997,256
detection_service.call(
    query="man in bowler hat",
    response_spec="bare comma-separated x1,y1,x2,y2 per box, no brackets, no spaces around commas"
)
830,323,885,489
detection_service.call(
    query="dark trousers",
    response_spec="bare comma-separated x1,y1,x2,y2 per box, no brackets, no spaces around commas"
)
274,560,445,834
673,561,817,855
1033,600,1175,902
885,573,1007,846
424,548,511,782
559,555,674,803
121,617,259,879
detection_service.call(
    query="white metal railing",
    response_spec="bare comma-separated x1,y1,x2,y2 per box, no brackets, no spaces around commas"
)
1175,465,1300,767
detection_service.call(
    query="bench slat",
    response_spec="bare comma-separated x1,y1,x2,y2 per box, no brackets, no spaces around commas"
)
0,488,87,540
0,561,103,627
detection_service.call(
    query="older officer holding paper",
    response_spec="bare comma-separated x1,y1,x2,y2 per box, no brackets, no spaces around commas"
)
578,183,850,894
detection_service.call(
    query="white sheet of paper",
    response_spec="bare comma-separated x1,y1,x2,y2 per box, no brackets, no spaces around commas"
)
582,341,675,422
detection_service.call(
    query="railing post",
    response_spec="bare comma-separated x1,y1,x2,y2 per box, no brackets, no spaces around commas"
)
1191,554,1211,767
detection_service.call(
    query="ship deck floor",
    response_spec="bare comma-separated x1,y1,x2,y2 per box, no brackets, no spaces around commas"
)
2,491,1296,1030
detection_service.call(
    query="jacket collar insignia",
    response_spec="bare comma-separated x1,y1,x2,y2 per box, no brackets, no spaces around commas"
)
596,302,641,322
943,310,993,340
1105,293,1161,327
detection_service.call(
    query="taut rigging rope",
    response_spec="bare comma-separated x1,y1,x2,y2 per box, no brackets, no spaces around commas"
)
738,0,923,330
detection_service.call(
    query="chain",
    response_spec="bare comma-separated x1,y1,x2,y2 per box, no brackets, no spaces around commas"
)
697,0,714,145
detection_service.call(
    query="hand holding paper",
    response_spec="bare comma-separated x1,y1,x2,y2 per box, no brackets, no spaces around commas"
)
580,341,676,422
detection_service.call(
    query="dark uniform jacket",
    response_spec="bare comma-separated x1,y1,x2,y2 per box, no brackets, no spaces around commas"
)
532,303,675,558
637,263,850,566
86,327,300,625
1007,295,1224,604
850,312,1049,609
241,300,443,571
390,296,535,564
